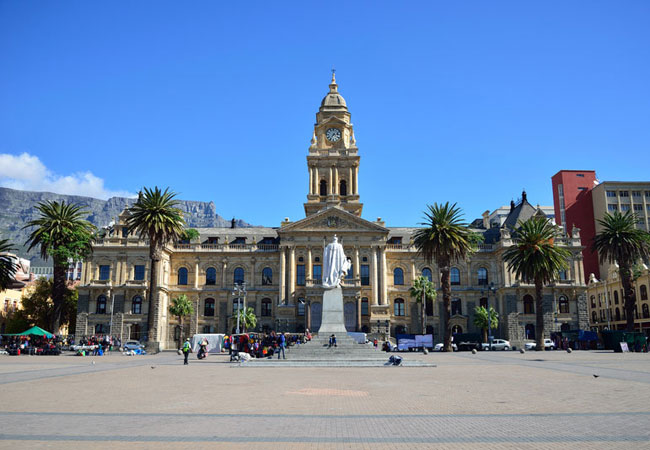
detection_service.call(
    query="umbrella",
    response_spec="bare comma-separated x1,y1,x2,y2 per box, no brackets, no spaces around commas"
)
5,326,54,338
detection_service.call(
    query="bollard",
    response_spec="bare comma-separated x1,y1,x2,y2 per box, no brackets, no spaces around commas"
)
519,348,525,354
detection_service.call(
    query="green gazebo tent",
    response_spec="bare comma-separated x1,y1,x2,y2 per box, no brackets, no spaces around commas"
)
6,326,54,338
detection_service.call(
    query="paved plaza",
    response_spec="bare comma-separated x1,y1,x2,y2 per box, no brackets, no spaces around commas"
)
0,350,649,449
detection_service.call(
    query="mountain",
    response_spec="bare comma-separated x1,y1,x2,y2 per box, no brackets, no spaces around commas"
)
0,187,252,265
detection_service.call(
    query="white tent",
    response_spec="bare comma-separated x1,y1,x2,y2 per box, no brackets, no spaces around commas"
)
190,334,224,353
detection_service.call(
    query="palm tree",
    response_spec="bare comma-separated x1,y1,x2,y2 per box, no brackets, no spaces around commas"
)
168,294,194,349
24,201,96,333
503,217,570,351
0,238,18,291
592,211,650,331
230,307,258,333
413,203,478,352
126,187,185,349
409,275,437,335
473,306,498,345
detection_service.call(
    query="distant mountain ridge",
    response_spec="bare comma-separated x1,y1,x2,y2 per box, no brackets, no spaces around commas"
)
0,187,251,265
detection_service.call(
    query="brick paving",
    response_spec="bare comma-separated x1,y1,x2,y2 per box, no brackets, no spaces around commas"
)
0,350,649,449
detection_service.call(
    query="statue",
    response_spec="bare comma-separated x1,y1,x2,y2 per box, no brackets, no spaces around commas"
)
322,235,351,289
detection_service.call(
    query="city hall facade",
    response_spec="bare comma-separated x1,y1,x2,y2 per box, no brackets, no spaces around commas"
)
75,75,588,350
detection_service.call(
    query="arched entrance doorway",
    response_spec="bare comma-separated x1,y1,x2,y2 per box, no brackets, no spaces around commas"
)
344,301,356,331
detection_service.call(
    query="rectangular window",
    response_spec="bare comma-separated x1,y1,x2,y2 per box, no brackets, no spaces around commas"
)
578,187,587,191
204,301,215,317
312,265,322,284
296,265,305,286
632,191,641,197
608,204,618,212
297,301,305,316
621,204,630,211
361,298,369,316
231,237,246,244
606,191,616,198
261,301,272,317
620,191,629,197
646,191,650,198
634,204,643,211
360,265,370,286
346,264,353,280
134,265,145,281
576,173,585,177
99,265,110,281
394,300,405,316
558,184,564,196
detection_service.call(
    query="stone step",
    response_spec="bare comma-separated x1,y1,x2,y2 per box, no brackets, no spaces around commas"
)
236,359,436,368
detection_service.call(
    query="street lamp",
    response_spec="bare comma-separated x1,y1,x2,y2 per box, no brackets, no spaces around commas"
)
232,282,247,334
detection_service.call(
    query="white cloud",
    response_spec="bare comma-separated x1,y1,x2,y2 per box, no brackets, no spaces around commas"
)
0,152,135,199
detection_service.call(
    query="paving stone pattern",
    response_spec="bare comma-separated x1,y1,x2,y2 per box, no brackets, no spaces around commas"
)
0,350,649,449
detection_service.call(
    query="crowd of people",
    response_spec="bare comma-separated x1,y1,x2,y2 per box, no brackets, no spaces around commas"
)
74,335,122,356
224,330,312,360
1,335,61,355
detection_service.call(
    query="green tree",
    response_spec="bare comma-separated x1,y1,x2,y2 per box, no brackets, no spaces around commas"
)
126,187,185,349
503,217,571,351
181,228,200,242
473,306,499,345
230,306,257,333
168,294,194,349
0,238,18,291
23,201,95,333
592,211,650,331
409,275,437,335
17,277,78,333
413,203,479,352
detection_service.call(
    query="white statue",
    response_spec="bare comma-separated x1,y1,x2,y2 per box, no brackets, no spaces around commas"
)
322,235,351,289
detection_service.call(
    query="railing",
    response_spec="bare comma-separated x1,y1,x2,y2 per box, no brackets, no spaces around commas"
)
172,243,279,252
94,237,150,247
477,243,494,252
385,244,413,251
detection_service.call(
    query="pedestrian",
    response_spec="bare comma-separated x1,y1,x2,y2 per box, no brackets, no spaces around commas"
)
182,338,191,365
329,334,337,348
277,332,286,359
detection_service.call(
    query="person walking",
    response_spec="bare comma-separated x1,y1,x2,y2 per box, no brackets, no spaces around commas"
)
277,333,286,360
182,338,191,365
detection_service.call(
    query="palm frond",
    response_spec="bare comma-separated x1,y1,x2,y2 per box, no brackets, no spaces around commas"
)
126,186,186,246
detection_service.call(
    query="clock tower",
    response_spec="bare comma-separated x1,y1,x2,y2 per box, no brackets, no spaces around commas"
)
304,72,363,217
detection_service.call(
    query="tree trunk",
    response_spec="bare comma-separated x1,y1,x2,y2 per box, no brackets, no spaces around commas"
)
535,278,545,351
441,263,452,352
178,315,183,350
50,259,67,334
421,289,426,335
619,263,636,332
483,327,488,344
146,241,162,348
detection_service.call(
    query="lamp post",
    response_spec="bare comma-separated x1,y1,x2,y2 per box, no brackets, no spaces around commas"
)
482,282,495,350
232,282,247,334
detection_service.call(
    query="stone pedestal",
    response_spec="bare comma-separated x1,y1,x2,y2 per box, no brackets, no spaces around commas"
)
318,286,347,334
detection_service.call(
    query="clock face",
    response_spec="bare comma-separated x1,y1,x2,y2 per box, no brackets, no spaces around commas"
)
326,128,341,142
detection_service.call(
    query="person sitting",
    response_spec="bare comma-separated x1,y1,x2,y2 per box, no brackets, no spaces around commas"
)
329,334,337,348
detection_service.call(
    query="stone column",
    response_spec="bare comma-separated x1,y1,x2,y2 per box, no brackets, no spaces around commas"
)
120,257,128,284
354,165,359,194
314,166,319,194
334,167,339,195
411,262,417,285
371,247,378,306
308,167,313,195
307,247,312,283
356,296,362,331
380,247,388,305
279,247,286,305
348,166,353,195
249,257,256,289
221,260,228,288
194,260,199,289
354,247,360,278
328,167,333,195
289,246,296,301
306,301,312,331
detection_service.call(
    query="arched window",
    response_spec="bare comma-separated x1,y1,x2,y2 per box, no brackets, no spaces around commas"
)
204,298,215,317
591,311,597,323
394,298,405,316
590,296,596,308
262,267,272,285
205,267,217,285
613,291,619,304
643,304,650,319
393,268,404,285
523,295,534,314
450,268,460,285
131,296,142,314
339,180,347,196
451,298,462,316
422,267,433,282
641,285,648,301
477,268,488,286
96,295,107,314
452,325,463,334
178,267,188,285
525,324,535,339
558,295,569,314
261,298,272,317
234,267,245,285
319,180,327,196
615,308,621,321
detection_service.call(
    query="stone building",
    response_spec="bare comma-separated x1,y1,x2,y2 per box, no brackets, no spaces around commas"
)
75,74,588,350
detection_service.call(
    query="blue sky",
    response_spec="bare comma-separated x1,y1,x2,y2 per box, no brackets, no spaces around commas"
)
1,1,649,227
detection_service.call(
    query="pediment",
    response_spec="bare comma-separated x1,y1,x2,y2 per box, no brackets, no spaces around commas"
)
317,116,348,127
279,207,387,234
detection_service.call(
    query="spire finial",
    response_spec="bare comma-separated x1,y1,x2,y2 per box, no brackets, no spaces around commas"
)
331,67,336,84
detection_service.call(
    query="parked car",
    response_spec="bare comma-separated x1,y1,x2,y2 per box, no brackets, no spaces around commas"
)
434,343,457,352
123,340,144,351
525,339,556,350
70,344,98,352
481,339,511,351
454,333,483,351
